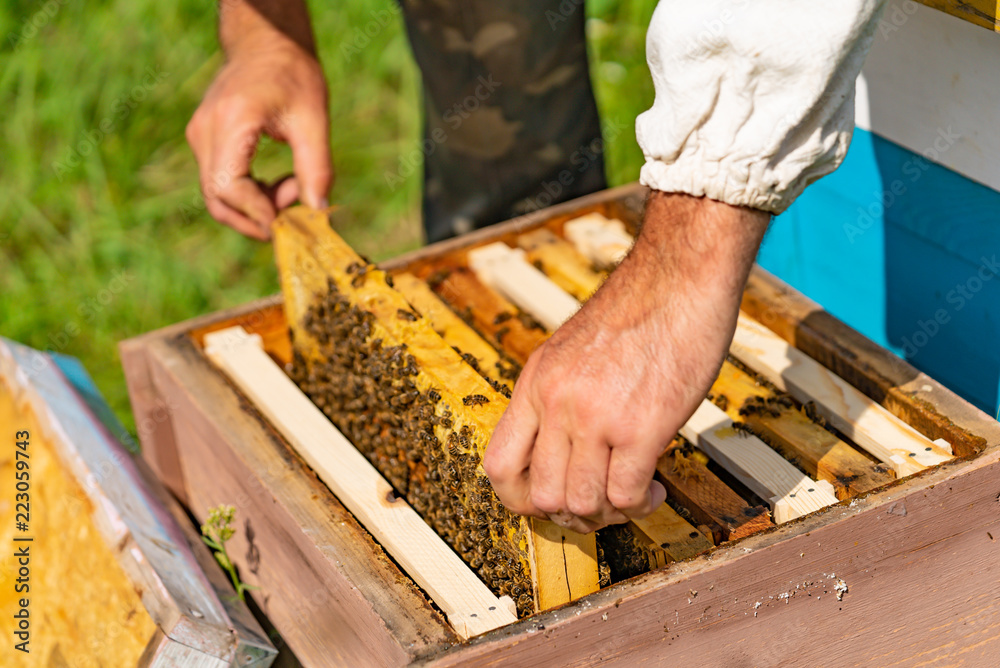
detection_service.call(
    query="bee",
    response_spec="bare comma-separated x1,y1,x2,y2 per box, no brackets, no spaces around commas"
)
496,360,520,381
493,312,513,325
426,268,452,289
712,394,730,411
427,387,442,403
377,345,396,366
517,312,545,332
463,394,490,407
384,273,395,288
349,264,371,288
494,326,510,344
731,421,754,438
739,396,766,417
396,309,418,322
802,400,819,421
453,348,481,371
773,395,795,409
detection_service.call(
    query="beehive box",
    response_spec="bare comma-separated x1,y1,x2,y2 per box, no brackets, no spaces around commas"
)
0,338,276,667
121,183,1000,666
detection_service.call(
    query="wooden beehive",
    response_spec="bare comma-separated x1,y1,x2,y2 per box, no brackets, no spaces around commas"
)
121,184,1000,666
0,338,276,667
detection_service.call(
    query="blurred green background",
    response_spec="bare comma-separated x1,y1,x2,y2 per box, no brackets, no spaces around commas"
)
0,0,658,435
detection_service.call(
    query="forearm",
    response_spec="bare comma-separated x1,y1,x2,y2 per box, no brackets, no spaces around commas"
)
636,193,769,295
220,0,317,58
582,193,770,408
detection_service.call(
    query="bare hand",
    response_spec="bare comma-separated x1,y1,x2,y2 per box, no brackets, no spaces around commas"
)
186,39,331,239
484,193,771,533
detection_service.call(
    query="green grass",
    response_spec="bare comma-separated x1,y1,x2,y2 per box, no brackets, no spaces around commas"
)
0,0,657,435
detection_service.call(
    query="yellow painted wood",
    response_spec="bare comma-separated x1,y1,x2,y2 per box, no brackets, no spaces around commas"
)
916,0,1000,32
0,384,157,667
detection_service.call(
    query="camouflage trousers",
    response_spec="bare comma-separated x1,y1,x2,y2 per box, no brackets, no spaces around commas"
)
397,0,607,242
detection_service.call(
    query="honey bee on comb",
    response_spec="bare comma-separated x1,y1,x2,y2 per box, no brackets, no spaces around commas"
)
463,394,490,407
270,208,612,619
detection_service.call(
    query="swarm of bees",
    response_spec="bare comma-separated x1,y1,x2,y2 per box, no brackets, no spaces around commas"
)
597,524,652,582
290,277,537,616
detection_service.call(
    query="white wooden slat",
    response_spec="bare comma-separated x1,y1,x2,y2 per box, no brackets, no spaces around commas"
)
730,314,953,477
203,327,517,640
680,401,839,524
467,242,580,330
563,213,634,267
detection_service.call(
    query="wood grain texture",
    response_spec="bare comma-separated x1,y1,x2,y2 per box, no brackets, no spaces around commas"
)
680,401,839,523
741,266,1000,458
120,336,188,504
656,449,774,543
140,333,457,666
205,326,517,639
467,242,580,331
711,361,894,500
143,457,277,667
120,182,1000,665
731,313,953,477
531,520,601,611
423,447,1000,667
425,266,549,366
515,228,606,300
631,503,713,562
379,182,648,277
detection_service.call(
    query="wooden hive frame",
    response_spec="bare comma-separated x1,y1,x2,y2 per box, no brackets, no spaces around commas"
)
0,338,276,667
121,183,1000,666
